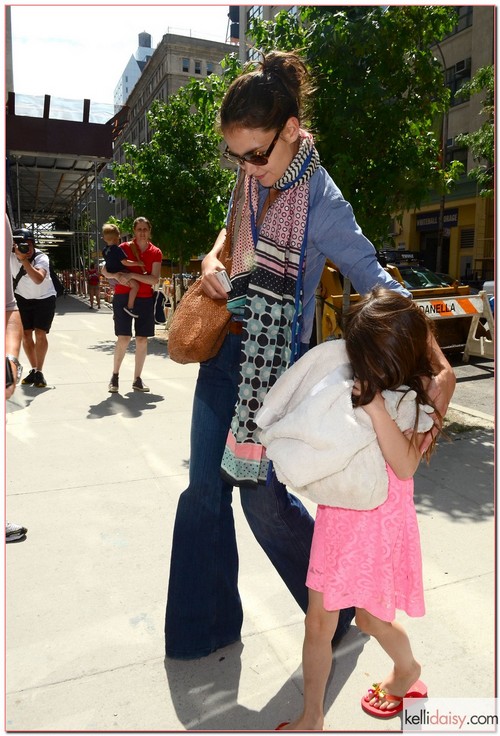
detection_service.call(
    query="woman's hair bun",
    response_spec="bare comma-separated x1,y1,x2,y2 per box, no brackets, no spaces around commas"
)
220,50,313,131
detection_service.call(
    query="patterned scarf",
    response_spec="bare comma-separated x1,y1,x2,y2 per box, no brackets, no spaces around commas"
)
221,132,320,486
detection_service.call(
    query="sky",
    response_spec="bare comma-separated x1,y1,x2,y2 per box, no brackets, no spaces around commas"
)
9,3,234,104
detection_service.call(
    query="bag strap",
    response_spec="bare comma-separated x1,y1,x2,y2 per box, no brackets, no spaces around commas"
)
12,265,26,291
128,239,142,263
221,172,245,265
230,170,245,243
12,251,37,291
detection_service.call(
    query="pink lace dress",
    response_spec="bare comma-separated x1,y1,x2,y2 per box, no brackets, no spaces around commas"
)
306,464,425,621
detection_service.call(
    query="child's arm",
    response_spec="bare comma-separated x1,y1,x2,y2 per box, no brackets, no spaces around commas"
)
121,258,143,268
361,392,424,479
121,258,147,274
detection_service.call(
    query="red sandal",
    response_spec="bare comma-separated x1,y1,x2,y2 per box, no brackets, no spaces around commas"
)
361,679,427,718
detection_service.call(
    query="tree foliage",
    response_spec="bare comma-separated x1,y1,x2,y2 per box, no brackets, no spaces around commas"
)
455,65,494,198
250,5,461,245
103,55,241,265
104,6,464,258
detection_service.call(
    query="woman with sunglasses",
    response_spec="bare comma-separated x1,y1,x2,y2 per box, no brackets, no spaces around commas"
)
165,50,455,660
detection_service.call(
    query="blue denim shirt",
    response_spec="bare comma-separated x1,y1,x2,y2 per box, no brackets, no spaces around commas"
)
229,167,410,343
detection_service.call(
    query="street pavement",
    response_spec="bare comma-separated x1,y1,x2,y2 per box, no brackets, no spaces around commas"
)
5,295,495,732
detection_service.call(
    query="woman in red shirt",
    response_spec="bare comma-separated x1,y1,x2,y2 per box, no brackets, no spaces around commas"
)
87,264,101,309
101,217,162,393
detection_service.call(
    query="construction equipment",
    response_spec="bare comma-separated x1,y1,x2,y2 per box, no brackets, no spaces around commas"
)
316,257,494,361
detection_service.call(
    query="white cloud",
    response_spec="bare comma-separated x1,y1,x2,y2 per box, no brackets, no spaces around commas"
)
10,4,232,103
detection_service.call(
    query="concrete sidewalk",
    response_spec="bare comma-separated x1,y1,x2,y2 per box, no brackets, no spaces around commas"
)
6,295,495,732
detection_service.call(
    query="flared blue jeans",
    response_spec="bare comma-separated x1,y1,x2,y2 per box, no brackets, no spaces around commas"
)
165,332,353,659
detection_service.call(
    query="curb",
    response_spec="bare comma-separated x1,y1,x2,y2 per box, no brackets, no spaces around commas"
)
448,402,494,423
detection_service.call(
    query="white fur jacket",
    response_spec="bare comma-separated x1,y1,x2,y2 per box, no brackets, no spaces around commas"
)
255,339,434,510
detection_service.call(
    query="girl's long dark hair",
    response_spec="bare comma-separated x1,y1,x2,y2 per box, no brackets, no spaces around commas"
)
343,287,441,459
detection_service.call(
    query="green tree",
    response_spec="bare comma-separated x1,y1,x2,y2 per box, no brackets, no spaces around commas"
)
250,5,462,246
103,56,240,268
455,65,494,198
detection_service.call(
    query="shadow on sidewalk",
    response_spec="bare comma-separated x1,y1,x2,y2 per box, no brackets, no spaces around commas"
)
164,628,368,730
87,338,169,358
449,354,494,375
6,384,53,414
415,429,494,522
87,391,165,419
54,295,105,314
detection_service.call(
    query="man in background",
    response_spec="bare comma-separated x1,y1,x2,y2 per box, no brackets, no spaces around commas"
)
10,228,56,388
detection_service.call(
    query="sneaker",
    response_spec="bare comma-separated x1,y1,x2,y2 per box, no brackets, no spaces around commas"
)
6,521,28,542
108,373,119,393
21,368,37,385
124,306,139,318
33,371,47,388
132,377,150,392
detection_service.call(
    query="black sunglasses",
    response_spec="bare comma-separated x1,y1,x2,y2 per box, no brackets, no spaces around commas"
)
223,125,284,167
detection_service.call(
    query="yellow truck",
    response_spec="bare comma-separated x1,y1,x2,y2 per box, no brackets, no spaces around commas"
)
316,254,493,361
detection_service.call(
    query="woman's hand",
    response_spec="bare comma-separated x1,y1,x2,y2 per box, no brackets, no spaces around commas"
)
116,272,132,285
419,335,456,453
200,252,229,300
418,372,453,452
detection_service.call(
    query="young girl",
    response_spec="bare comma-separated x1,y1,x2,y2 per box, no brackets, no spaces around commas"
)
275,287,441,731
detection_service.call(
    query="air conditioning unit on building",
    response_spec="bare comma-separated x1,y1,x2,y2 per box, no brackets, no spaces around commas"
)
455,58,471,77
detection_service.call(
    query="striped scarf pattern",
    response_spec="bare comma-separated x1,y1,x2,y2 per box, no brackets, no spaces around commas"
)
221,132,320,486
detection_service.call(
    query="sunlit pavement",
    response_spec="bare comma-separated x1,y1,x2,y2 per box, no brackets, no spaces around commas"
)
6,295,494,731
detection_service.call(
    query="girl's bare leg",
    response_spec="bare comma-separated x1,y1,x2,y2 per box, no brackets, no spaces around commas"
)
281,589,339,731
355,608,421,713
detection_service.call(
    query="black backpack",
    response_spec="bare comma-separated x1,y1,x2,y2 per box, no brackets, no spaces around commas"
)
49,263,65,297
154,290,167,324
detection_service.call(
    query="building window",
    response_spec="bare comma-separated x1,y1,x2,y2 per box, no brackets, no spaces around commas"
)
454,6,473,33
246,8,264,60
206,61,214,76
445,58,472,106
449,147,468,173
247,5,263,25
443,7,473,38
182,57,190,73
445,136,468,174
195,60,202,75
460,228,475,248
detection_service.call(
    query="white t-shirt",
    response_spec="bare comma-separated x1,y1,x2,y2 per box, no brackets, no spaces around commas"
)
10,250,57,300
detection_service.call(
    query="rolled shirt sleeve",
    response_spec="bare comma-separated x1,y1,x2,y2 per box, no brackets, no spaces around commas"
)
300,168,410,341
